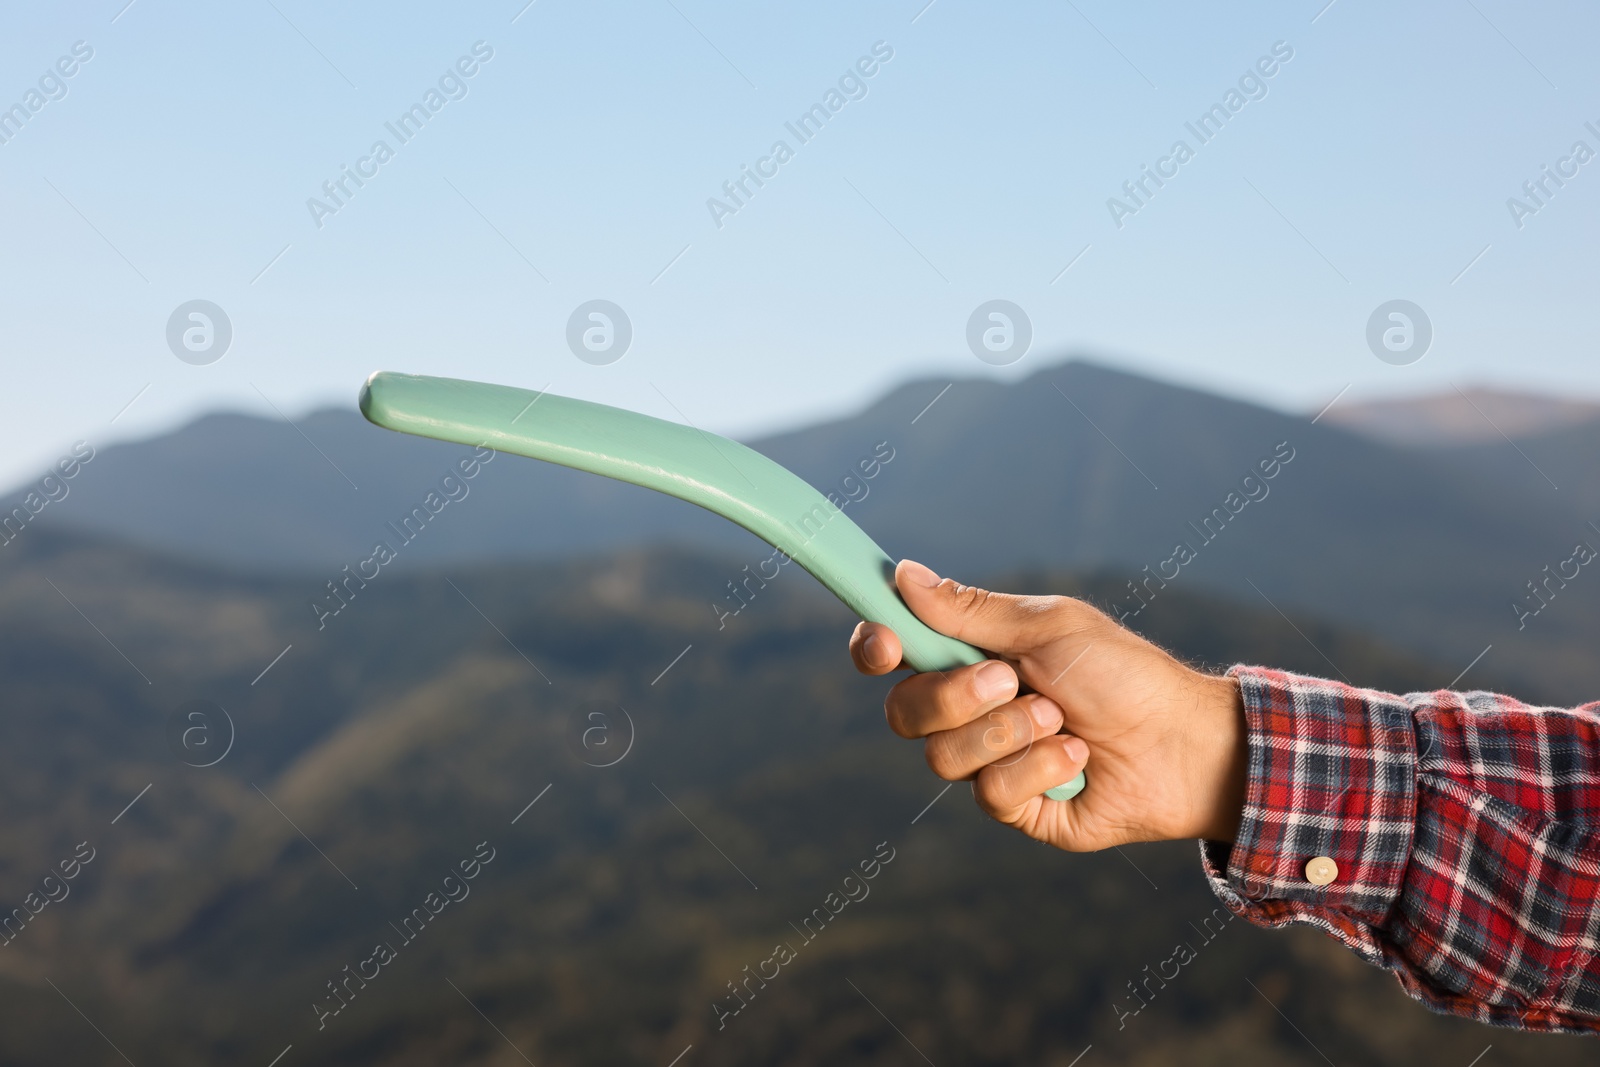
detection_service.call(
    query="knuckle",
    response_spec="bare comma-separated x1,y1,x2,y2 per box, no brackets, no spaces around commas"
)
970,771,997,812
1036,594,1099,636
886,678,941,738
1036,594,1073,619
882,695,915,739
943,581,993,629
1037,741,1073,780
954,583,994,616
931,674,975,723
971,769,1009,817
980,710,1017,753
923,735,961,780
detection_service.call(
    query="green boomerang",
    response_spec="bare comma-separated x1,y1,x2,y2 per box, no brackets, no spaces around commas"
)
358,372,1086,802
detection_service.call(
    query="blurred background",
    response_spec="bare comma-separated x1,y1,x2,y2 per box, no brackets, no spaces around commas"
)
2,1,1598,1063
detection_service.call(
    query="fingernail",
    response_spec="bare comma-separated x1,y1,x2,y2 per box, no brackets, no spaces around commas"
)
899,559,940,588
1029,697,1060,730
862,632,885,667
974,661,1013,701
1064,736,1089,763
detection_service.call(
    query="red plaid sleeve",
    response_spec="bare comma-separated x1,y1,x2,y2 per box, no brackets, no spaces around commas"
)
1200,666,1600,1033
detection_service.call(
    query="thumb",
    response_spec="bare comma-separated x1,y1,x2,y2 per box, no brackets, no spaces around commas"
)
895,560,1050,656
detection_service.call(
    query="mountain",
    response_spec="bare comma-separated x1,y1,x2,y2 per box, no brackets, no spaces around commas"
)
1321,387,1600,446
12,358,1600,704
0,526,1588,1065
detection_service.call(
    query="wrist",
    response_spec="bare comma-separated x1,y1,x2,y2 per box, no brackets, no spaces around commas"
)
1191,673,1248,842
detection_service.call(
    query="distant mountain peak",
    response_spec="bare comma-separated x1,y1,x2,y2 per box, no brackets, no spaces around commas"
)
1321,387,1600,446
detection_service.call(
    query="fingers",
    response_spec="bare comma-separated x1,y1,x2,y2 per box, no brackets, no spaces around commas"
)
973,733,1090,824
883,659,1018,739
895,559,1090,656
923,693,1064,781
849,621,903,675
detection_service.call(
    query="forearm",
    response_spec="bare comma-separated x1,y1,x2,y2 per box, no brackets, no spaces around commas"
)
1201,667,1600,1033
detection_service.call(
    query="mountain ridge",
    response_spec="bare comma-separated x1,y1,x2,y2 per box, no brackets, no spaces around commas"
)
10,357,1600,703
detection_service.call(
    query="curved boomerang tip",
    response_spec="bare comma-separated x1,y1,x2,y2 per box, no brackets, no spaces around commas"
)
358,371,381,420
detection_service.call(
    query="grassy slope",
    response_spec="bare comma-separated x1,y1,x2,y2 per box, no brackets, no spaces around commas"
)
0,530,1586,1064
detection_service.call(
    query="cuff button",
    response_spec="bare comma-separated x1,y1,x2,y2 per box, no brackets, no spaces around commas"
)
1305,856,1338,886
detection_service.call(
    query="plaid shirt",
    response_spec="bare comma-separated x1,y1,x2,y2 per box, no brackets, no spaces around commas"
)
1201,666,1600,1034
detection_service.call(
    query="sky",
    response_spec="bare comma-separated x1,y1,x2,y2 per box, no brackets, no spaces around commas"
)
1,0,1596,488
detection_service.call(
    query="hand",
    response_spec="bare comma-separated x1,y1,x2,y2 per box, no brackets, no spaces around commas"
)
850,560,1248,851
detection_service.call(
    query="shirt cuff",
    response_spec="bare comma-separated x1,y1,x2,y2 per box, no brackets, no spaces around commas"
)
1200,666,1418,938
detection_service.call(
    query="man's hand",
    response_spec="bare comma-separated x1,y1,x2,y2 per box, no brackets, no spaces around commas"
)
850,560,1248,851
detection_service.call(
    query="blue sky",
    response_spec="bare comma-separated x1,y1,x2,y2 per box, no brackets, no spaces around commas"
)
1,0,1596,487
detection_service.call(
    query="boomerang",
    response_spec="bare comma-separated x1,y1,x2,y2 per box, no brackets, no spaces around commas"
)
359,371,1085,801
